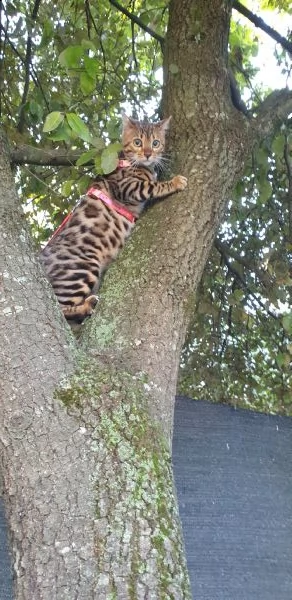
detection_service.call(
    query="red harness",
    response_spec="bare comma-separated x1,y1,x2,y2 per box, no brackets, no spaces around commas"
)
47,159,134,243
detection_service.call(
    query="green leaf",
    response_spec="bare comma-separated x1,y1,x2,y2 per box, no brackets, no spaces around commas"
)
61,180,74,197
40,19,53,49
282,314,292,334
272,135,285,156
276,353,285,368
66,113,92,143
76,149,99,167
91,137,106,150
49,121,72,142
81,39,96,51
276,352,291,369
101,151,118,174
94,155,102,173
59,46,83,69
84,55,97,78
100,142,121,173
258,179,272,203
227,289,244,306
283,391,292,405
80,71,96,95
77,175,92,194
29,100,43,120
43,111,64,132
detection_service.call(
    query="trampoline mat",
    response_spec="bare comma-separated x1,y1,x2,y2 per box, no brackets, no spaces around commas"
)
173,398,292,600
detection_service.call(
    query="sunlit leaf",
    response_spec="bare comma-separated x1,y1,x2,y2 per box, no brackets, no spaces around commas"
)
59,46,83,68
43,111,64,132
61,180,74,197
272,135,285,156
76,149,99,167
282,314,292,334
66,113,92,143
80,72,96,95
101,145,119,174
83,56,97,78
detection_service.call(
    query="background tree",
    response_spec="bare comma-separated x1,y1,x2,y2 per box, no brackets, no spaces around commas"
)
1,0,292,597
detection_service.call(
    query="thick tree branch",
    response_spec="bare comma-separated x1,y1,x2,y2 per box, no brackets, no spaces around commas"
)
233,1,292,55
10,144,86,166
9,90,292,168
253,88,292,139
108,0,164,47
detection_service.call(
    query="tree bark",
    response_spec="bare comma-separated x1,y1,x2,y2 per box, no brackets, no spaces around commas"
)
1,0,292,598
9,144,85,166
82,0,250,433
1,126,191,597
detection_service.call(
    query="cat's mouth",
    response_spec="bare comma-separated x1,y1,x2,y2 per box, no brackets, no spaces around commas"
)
126,154,158,168
136,156,156,166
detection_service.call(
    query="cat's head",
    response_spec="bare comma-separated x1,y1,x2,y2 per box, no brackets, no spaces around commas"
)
121,114,171,168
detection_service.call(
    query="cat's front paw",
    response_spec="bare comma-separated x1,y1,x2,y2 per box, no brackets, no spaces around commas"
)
172,175,188,191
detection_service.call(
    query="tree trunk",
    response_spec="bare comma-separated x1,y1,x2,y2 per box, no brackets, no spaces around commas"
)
1,0,292,598
82,0,250,433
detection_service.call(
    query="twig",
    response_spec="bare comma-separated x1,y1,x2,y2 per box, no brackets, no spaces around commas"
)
108,0,164,47
215,238,272,288
215,239,278,319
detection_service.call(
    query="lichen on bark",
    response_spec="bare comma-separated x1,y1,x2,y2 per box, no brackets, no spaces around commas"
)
55,361,191,598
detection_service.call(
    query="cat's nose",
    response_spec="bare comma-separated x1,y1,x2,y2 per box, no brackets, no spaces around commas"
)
144,150,152,159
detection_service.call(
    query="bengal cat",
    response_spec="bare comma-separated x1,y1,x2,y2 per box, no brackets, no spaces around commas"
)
40,114,188,322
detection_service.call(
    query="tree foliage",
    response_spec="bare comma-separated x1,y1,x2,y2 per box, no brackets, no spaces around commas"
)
1,0,292,412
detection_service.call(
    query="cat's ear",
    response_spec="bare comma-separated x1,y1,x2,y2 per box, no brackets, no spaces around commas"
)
158,116,172,131
122,113,137,129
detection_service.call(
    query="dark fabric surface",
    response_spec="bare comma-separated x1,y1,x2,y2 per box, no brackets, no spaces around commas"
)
172,397,292,600
0,498,13,600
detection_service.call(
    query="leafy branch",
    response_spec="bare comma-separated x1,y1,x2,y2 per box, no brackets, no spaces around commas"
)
233,1,292,56
215,239,278,319
109,0,292,57
108,0,164,47
17,0,43,133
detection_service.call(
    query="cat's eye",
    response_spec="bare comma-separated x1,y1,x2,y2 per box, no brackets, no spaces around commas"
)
133,138,142,147
152,139,160,148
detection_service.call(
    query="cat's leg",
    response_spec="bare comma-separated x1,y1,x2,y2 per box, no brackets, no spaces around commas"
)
150,175,188,199
62,295,99,319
